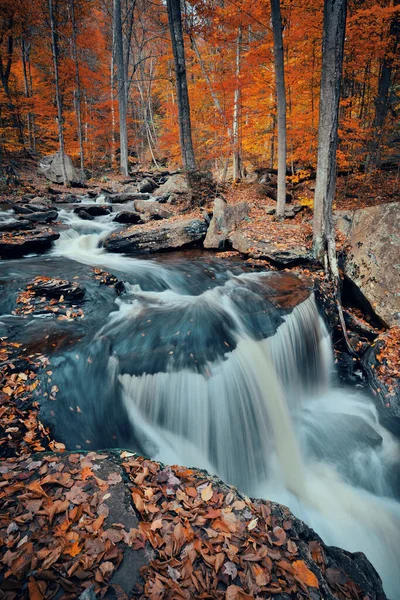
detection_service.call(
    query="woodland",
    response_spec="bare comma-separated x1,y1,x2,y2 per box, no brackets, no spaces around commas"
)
0,0,399,599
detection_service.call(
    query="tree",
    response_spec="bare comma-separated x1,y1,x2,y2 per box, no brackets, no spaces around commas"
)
113,0,129,176
232,26,243,181
49,0,68,186
166,0,196,175
270,0,287,219
313,0,351,349
69,0,84,175
365,4,399,173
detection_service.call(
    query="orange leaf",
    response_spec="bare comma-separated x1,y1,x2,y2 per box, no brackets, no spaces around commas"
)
293,560,319,588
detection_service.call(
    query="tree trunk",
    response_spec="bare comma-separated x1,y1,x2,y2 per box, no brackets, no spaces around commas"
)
21,39,35,151
69,0,85,175
166,0,196,175
313,0,352,351
232,26,243,181
0,29,24,145
113,0,129,176
49,0,68,186
270,0,287,219
365,9,399,173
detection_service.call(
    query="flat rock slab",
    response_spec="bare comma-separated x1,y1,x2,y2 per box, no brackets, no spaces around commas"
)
230,230,310,266
0,451,386,600
0,228,59,258
336,202,400,327
106,193,150,203
104,218,207,254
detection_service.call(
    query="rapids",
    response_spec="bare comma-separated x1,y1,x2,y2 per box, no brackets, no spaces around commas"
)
1,207,400,598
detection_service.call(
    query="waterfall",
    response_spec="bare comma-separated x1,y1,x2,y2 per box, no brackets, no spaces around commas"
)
47,208,400,598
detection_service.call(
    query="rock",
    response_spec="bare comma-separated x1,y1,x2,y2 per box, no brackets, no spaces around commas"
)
0,450,387,600
167,192,180,205
257,183,293,203
75,209,94,221
230,230,310,266
153,173,188,197
204,198,249,249
336,203,400,327
25,210,58,223
106,192,150,203
138,177,156,193
73,205,110,217
134,200,172,220
39,151,81,185
362,329,400,436
105,218,207,254
0,228,59,258
113,211,142,224
30,276,85,302
0,219,33,232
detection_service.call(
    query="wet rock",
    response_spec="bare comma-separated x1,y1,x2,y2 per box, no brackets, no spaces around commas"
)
30,276,85,302
104,218,208,254
75,209,94,221
204,198,249,249
113,211,142,224
25,210,58,223
0,228,59,258
0,219,33,232
73,205,110,218
134,200,172,219
362,330,400,436
39,151,81,185
336,202,400,327
138,177,156,193
153,173,188,197
107,192,150,203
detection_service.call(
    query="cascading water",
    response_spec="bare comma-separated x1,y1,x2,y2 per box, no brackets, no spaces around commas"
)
2,208,399,598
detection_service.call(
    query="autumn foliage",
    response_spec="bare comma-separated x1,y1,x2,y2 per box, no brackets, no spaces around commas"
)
0,0,398,174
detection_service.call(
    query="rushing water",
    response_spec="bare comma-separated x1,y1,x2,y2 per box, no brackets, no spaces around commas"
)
1,207,400,598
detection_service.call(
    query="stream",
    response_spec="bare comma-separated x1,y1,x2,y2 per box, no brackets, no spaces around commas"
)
1,207,400,598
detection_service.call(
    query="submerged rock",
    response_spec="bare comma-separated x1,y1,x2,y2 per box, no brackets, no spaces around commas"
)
0,451,387,599
104,218,207,254
0,228,59,258
336,202,400,327
204,197,249,249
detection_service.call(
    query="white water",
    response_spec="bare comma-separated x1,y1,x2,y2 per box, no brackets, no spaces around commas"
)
53,209,400,598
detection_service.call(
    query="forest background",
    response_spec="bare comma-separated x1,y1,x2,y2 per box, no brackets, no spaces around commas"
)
0,0,398,182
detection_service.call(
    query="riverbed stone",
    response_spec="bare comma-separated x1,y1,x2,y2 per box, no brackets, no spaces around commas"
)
0,228,59,258
134,199,172,219
230,230,310,265
104,218,207,254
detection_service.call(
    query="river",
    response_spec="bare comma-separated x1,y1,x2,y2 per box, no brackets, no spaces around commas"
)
1,206,400,598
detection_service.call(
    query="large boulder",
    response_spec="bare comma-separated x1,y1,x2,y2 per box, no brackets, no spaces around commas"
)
336,203,400,327
0,451,387,600
138,177,156,193
39,151,81,185
104,218,207,254
0,228,59,258
113,210,142,224
153,173,188,197
204,198,249,249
